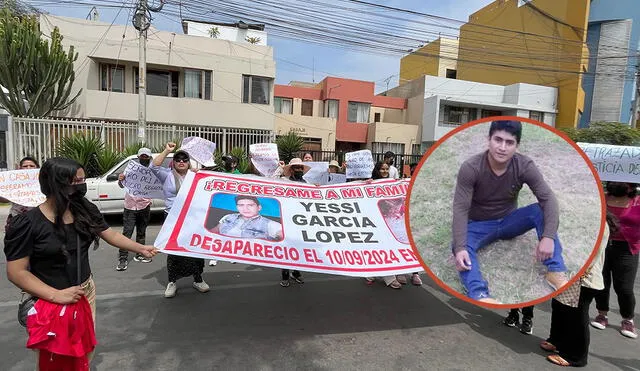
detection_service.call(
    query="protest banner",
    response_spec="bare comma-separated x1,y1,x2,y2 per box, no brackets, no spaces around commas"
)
249,143,280,176
122,161,165,199
181,137,216,167
312,172,347,185
345,150,374,179
577,142,640,182
154,173,422,277
302,161,329,184
0,169,45,207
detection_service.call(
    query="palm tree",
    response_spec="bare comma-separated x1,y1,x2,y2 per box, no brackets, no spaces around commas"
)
245,36,261,44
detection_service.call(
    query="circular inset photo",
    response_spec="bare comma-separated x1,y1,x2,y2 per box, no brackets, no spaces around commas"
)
407,117,605,307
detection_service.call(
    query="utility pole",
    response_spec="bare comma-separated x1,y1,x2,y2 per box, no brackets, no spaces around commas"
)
633,53,640,128
132,0,164,144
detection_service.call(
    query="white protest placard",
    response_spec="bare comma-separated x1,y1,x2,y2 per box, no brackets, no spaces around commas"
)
154,173,422,277
313,172,347,185
181,137,216,167
345,150,374,179
0,169,45,207
122,161,165,199
249,143,280,176
302,161,329,184
577,142,640,182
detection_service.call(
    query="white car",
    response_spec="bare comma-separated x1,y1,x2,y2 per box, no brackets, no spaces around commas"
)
85,153,177,215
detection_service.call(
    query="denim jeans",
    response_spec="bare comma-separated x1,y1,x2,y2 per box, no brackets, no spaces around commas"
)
118,206,151,260
458,203,566,300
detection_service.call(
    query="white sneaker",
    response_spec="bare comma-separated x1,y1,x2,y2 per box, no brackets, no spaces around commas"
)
193,280,210,293
209,260,217,266
164,282,177,298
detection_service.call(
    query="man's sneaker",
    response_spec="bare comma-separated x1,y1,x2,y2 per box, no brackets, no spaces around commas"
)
590,314,608,330
545,272,568,290
503,311,519,327
209,260,217,266
192,280,210,293
620,320,638,339
411,274,423,286
164,282,177,298
115,259,128,271
133,254,152,263
520,317,533,335
280,280,290,287
396,275,408,285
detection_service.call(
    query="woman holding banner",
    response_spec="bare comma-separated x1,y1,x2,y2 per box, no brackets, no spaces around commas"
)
151,142,210,298
589,182,640,339
364,161,422,289
0,156,39,231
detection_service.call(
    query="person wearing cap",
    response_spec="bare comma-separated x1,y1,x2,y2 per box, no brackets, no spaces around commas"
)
211,195,283,241
222,155,242,174
279,158,310,286
115,148,154,271
151,142,210,298
383,151,400,179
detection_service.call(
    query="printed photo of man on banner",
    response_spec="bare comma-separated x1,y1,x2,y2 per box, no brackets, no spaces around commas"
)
154,171,423,277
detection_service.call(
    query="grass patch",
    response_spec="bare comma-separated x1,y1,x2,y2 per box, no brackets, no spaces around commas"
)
409,123,602,304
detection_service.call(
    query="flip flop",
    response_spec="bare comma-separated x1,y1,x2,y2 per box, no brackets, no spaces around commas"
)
547,354,571,367
540,341,557,353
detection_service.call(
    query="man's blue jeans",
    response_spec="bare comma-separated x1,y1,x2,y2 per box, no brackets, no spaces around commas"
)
457,203,566,300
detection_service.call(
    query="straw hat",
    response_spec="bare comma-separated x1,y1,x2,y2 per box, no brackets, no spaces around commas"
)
329,160,340,169
283,158,311,177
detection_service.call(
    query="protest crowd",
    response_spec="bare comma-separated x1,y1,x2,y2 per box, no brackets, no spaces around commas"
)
0,132,638,370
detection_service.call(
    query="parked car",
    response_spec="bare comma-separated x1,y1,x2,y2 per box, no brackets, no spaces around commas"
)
86,153,178,215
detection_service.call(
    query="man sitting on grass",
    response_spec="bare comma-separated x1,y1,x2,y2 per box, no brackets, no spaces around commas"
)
451,120,568,304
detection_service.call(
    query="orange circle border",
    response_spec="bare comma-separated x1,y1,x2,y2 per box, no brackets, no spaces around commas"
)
405,115,607,310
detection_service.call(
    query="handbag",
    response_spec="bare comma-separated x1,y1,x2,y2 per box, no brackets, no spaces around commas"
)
17,235,83,327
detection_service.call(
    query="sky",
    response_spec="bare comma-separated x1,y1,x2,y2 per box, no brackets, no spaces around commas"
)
31,0,495,93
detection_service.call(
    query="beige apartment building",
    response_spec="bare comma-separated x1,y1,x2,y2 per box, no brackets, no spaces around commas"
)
40,15,276,131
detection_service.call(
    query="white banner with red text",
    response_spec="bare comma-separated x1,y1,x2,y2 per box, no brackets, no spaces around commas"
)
154,172,422,277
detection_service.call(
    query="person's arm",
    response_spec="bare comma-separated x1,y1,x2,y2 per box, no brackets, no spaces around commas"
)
99,228,158,257
521,158,559,261
268,220,283,240
451,161,476,270
150,142,175,183
153,142,175,167
7,259,84,304
117,173,126,189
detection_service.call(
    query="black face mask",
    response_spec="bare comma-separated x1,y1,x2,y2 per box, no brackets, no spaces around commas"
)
139,158,151,167
293,170,304,179
69,183,87,198
607,183,629,197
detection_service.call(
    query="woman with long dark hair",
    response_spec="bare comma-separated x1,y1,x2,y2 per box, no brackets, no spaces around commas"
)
0,156,40,229
590,182,640,339
4,157,157,367
151,142,209,298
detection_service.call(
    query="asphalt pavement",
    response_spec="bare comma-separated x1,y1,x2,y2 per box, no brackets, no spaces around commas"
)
0,207,638,370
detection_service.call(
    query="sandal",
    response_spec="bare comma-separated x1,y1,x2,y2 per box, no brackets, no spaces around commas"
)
388,280,402,289
365,278,375,286
547,354,570,367
539,341,557,353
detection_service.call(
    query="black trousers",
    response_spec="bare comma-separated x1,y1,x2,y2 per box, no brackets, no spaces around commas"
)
547,286,597,367
594,240,639,319
509,306,534,318
282,269,301,280
118,206,151,259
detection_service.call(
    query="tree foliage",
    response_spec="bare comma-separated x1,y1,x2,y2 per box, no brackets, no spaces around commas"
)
0,7,81,117
275,131,303,163
559,122,640,146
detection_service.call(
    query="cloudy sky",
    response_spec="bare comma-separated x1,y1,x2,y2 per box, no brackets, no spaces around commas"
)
33,0,494,93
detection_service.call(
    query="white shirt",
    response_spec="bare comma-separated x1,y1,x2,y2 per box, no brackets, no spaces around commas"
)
388,165,400,179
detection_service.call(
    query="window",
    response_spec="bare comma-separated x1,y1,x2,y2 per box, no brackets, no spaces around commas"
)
184,69,213,99
441,106,477,126
347,102,371,123
481,109,502,118
242,75,271,104
371,142,405,157
324,99,339,119
374,113,381,123
446,69,457,79
274,97,293,114
100,64,125,93
302,137,322,151
411,143,422,155
301,99,313,116
135,68,179,97
529,111,544,122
